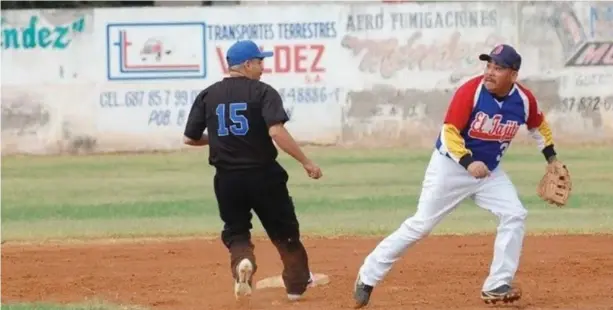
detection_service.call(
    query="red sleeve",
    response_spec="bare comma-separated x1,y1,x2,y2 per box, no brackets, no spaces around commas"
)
443,76,481,130
520,85,544,130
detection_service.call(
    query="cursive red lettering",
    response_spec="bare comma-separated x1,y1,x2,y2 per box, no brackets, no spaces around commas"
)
341,32,506,80
489,115,503,135
468,113,520,142
470,112,487,131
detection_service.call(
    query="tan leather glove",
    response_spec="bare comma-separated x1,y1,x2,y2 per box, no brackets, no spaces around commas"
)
537,161,572,207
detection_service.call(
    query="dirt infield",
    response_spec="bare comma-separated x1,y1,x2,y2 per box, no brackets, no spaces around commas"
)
2,235,613,310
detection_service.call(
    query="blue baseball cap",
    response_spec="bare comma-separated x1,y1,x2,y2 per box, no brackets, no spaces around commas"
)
226,40,273,67
479,44,521,70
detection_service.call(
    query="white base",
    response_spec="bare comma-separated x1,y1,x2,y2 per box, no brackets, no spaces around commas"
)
255,273,330,290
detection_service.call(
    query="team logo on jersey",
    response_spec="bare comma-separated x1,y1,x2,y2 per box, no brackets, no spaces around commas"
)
468,112,520,142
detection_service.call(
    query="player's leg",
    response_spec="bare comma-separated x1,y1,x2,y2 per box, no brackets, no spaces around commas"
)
473,168,526,304
354,151,478,307
250,162,312,300
213,170,256,298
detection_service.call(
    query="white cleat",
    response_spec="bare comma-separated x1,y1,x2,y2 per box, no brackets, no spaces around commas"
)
234,258,253,299
286,272,315,301
287,293,303,301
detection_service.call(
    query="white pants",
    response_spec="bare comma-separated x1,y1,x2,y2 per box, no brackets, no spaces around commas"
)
358,150,527,291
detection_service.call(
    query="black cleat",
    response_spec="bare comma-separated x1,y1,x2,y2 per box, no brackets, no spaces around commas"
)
353,275,374,308
481,284,522,305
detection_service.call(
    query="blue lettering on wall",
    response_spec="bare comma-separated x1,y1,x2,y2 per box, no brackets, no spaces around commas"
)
99,89,200,127
208,22,337,40
278,87,340,105
148,109,172,126
1,15,85,50
345,10,498,33
208,23,275,41
277,22,337,40
345,11,385,32
389,10,497,30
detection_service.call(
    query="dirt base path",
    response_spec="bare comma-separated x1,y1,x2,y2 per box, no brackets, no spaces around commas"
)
3,235,613,310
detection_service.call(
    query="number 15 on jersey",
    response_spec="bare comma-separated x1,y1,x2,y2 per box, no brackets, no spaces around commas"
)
215,102,250,136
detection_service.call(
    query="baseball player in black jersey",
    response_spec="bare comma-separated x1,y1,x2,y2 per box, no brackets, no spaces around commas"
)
183,40,323,301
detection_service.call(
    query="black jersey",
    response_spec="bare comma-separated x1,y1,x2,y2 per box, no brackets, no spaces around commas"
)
184,76,289,170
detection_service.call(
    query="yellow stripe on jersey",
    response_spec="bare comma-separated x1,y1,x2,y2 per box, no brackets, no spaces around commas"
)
528,118,554,150
441,123,471,162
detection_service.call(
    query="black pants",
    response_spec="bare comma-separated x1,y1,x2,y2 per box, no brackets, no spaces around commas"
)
214,161,311,295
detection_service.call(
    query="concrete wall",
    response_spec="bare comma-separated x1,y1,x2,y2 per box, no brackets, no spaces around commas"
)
2,1,612,155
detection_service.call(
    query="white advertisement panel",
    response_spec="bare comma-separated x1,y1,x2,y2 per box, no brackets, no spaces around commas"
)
93,4,344,145
335,2,520,143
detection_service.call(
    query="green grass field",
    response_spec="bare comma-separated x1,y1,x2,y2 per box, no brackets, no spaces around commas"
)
0,301,147,310
2,146,612,242
2,146,612,309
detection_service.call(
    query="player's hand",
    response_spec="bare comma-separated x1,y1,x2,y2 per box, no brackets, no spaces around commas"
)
303,160,322,179
467,161,490,179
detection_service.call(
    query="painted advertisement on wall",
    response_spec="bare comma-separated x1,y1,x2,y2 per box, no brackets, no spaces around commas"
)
1,9,97,155
517,1,613,140
2,2,613,155
336,2,519,144
336,1,613,145
208,5,343,144
94,5,343,149
105,21,207,81
1,9,94,85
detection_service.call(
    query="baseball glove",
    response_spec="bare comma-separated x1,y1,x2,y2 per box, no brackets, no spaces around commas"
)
537,161,572,207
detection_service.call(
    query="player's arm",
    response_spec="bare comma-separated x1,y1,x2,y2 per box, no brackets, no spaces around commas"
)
261,85,311,165
525,94,557,163
440,81,478,169
183,90,209,146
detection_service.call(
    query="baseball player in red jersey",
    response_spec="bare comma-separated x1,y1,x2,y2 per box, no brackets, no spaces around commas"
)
352,44,564,308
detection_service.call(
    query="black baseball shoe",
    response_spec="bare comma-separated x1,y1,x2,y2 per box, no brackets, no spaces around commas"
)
353,274,374,308
481,284,522,304
287,273,314,301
